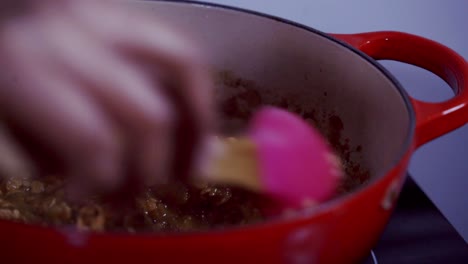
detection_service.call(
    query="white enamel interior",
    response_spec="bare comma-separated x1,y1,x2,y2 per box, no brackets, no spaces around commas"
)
129,1,412,182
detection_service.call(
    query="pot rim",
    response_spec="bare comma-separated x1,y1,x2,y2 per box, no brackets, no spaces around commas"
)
0,0,417,238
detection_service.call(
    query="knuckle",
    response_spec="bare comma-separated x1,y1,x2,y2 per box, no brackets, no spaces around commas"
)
136,99,174,134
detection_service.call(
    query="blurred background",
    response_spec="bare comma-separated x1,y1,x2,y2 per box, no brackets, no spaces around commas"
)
203,0,468,242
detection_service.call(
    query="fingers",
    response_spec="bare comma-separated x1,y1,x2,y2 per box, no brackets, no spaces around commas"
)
69,1,215,178
0,21,123,196
71,0,214,129
39,12,175,186
0,0,215,197
69,0,203,62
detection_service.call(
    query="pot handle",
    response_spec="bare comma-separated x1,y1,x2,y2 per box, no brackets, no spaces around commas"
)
331,31,468,147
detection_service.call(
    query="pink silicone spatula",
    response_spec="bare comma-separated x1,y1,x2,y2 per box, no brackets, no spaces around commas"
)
204,106,342,212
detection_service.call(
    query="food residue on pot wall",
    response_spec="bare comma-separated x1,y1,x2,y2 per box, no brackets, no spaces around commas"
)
217,71,370,195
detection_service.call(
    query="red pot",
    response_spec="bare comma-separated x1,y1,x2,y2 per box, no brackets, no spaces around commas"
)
1,1,467,264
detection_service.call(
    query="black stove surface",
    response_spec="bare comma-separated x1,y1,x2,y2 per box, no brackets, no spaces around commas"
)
363,176,468,264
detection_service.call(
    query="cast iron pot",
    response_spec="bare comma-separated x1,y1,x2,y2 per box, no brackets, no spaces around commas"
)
1,1,467,264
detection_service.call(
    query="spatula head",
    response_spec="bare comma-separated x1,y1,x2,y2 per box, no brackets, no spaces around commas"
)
247,106,342,209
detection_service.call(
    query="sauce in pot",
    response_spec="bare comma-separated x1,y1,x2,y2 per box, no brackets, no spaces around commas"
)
0,176,264,232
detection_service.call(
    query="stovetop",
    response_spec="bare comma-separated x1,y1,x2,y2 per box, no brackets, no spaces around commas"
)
362,176,468,264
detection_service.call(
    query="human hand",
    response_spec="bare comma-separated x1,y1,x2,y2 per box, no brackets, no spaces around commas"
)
0,0,214,199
